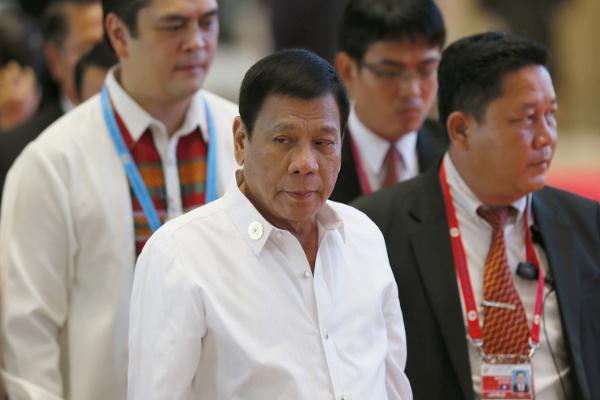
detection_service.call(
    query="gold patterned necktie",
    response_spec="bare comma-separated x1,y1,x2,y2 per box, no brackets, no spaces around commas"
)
477,206,530,356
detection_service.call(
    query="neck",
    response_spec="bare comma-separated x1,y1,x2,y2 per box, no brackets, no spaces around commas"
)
448,150,520,207
288,221,319,270
119,69,191,137
238,177,319,270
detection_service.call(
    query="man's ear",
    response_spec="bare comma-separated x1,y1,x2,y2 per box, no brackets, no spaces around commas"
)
446,111,474,151
334,52,358,96
233,116,248,166
105,13,129,59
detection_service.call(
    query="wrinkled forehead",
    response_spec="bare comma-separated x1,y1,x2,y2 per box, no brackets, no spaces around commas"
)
260,93,341,126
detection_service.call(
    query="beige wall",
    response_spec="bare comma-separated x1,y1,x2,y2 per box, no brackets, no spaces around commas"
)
435,0,600,135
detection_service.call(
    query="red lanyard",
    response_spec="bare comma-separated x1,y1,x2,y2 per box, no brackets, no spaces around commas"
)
349,134,372,195
439,160,545,354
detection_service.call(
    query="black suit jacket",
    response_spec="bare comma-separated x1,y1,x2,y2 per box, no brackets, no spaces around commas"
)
0,102,63,206
330,118,448,204
353,167,600,400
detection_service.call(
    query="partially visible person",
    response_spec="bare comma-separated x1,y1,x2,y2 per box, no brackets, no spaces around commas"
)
42,0,103,110
354,32,600,400
269,0,346,62
0,0,103,207
1,0,238,398
331,0,448,203
128,48,412,400
513,370,530,393
74,41,117,102
0,11,45,131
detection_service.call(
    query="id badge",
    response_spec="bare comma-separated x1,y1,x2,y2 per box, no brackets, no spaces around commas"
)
481,360,534,399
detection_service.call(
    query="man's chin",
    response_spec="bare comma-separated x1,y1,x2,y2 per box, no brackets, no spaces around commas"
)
170,82,204,101
525,176,548,194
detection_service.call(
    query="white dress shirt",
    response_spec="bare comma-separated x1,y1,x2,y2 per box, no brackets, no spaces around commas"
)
0,69,238,400
444,154,572,399
348,108,418,191
128,175,413,400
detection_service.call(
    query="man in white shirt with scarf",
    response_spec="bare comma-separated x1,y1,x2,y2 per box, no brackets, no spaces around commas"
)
0,0,238,399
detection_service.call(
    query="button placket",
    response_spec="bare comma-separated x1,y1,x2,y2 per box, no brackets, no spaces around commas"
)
164,136,182,219
312,260,344,398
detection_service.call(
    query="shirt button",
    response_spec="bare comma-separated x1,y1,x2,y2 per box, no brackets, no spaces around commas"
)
324,333,329,340
303,270,311,278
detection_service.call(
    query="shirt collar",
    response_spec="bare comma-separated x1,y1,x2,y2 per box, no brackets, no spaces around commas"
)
223,171,346,256
348,106,418,176
105,66,209,144
60,95,75,113
443,153,529,226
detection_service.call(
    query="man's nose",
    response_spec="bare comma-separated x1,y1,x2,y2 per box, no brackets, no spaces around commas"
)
289,144,318,174
533,115,557,149
183,23,206,52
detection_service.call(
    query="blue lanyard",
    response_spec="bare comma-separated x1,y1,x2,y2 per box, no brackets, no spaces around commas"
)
100,86,218,233
204,94,218,203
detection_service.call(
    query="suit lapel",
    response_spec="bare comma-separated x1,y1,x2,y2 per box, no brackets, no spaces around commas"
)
416,119,448,172
407,170,475,399
330,129,362,203
416,124,435,171
532,191,590,399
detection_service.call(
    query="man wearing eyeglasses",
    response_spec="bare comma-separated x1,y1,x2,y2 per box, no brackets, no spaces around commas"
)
332,0,448,203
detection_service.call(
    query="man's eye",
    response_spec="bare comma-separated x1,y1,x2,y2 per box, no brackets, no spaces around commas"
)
200,17,218,30
378,70,400,78
418,68,436,79
545,111,557,126
160,24,185,32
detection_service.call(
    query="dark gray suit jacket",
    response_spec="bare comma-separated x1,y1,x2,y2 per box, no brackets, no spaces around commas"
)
353,167,600,400
330,118,448,204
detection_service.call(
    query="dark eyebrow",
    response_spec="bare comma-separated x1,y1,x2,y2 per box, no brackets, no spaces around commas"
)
157,14,187,24
318,126,340,135
269,122,296,133
518,98,559,111
377,55,440,68
269,122,340,134
156,8,219,23
200,9,219,19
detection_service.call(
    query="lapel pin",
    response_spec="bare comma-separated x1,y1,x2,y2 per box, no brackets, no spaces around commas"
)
248,221,264,240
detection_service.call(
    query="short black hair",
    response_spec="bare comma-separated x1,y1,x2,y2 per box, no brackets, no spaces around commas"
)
102,0,151,49
239,48,350,138
74,41,118,99
338,0,446,61
41,0,100,47
0,11,45,81
438,32,549,126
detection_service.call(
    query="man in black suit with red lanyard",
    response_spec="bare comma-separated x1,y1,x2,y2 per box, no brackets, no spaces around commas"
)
354,32,600,400
331,0,448,203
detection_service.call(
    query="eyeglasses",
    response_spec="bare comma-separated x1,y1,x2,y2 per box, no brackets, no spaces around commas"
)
359,60,438,83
